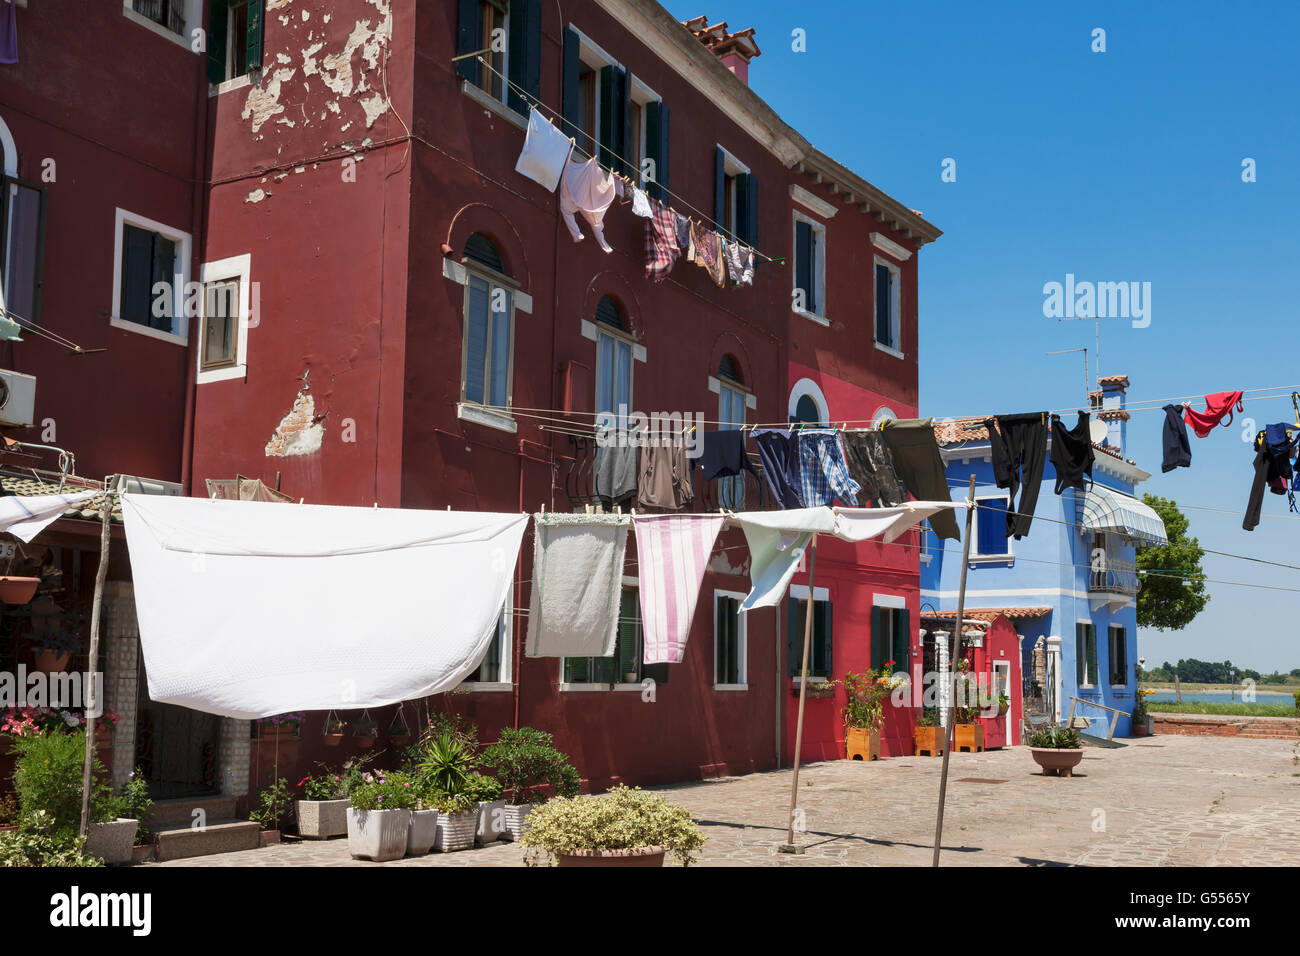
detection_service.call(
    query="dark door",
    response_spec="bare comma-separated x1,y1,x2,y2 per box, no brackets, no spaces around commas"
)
135,650,220,798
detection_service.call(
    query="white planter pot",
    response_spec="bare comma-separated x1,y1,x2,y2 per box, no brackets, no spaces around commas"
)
500,804,533,842
297,799,349,839
476,799,507,845
347,808,412,862
407,809,439,856
86,818,138,866
433,811,477,852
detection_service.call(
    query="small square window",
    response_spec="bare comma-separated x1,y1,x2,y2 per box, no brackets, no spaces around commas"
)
201,278,240,370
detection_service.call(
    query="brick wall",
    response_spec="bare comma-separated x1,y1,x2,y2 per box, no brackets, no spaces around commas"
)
102,581,139,790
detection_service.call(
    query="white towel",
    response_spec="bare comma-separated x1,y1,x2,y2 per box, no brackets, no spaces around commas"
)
727,508,837,612
525,512,629,658
515,108,573,192
634,515,724,664
0,489,98,542
121,494,527,718
832,502,963,543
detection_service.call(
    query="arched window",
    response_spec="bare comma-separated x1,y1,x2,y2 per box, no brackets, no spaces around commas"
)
718,354,742,385
595,294,624,330
789,378,829,426
594,296,632,421
716,353,749,508
460,234,514,413
0,113,45,329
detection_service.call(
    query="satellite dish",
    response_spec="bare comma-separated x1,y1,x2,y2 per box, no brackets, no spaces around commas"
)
1089,419,1109,443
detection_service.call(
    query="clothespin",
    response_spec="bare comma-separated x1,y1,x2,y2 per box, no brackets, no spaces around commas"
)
299,498,304,505
373,502,378,509
1292,391,1299,427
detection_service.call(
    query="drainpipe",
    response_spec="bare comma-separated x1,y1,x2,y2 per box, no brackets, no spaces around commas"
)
180,36,210,495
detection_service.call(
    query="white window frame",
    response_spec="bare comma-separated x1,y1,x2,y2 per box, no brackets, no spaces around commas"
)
970,493,1014,563
788,377,829,426
1077,618,1097,689
110,207,191,346
717,146,750,239
788,583,831,682
873,255,903,357
559,576,646,692
791,210,828,325
461,593,514,692
629,77,661,186
713,589,748,691
122,0,203,50
713,374,751,510
196,253,251,384
594,323,637,426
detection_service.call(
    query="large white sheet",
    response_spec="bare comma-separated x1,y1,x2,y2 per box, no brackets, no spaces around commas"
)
832,502,965,543
0,489,98,542
121,494,528,719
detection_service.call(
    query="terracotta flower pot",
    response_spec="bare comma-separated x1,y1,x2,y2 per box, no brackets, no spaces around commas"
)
557,846,666,867
389,733,410,747
0,576,39,604
323,733,345,748
259,829,281,846
1030,747,1085,777
355,735,376,748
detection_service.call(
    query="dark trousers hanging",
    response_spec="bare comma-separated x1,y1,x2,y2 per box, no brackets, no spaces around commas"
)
1161,404,1192,473
988,413,1048,539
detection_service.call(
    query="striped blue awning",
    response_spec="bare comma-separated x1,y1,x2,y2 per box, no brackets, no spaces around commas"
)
1077,485,1168,546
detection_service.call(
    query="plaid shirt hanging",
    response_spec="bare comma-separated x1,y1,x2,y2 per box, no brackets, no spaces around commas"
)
643,199,680,281
797,430,861,507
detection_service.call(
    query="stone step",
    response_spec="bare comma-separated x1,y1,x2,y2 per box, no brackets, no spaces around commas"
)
1237,731,1300,739
148,796,238,830
153,819,260,862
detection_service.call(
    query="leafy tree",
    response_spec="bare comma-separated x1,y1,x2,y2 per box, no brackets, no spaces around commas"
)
1136,495,1209,630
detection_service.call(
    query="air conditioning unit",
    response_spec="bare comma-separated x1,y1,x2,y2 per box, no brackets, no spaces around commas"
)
0,370,36,428
114,475,184,497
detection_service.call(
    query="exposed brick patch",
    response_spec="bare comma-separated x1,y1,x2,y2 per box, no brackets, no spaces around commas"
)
265,388,325,457
1151,712,1300,740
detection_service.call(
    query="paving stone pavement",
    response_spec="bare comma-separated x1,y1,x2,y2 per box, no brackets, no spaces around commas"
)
156,734,1300,867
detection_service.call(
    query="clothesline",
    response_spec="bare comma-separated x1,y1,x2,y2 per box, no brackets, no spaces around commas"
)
470,53,779,265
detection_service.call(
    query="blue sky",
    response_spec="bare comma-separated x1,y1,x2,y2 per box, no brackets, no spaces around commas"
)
675,1,1300,671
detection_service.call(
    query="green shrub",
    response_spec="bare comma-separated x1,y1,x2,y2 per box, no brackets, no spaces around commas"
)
428,790,476,814
1028,725,1082,749
11,731,116,835
480,727,580,805
0,811,103,867
520,785,706,867
117,770,154,846
464,772,504,803
249,777,293,831
349,771,417,811
416,733,475,796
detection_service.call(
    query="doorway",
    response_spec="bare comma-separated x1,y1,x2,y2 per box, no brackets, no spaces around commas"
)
134,651,221,798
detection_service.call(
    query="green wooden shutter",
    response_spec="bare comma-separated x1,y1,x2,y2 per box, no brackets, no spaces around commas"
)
645,663,668,685
645,101,669,202
714,145,726,229
870,606,883,671
598,65,628,173
245,0,264,75
737,171,757,246
892,608,910,675
561,26,582,143
787,597,801,677
819,601,833,677
506,0,541,114
207,1,228,85
150,235,176,331
120,226,154,325
456,0,483,83
795,220,813,312
1075,623,1085,686
1087,625,1098,686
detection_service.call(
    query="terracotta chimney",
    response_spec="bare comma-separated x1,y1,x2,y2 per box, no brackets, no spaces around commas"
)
682,15,761,85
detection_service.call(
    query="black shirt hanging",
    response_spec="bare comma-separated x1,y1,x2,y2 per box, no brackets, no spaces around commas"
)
1050,412,1095,494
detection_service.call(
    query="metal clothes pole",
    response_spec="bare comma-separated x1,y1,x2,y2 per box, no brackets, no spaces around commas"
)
932,476,977,867
781,532,818,852
78,481,114,839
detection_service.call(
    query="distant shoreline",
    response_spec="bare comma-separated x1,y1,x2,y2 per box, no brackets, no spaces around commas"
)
1144,682,1295,695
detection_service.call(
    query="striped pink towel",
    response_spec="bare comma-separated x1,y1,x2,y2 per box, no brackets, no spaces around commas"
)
633,515,725,665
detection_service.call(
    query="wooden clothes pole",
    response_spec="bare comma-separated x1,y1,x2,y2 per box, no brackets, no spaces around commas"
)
78,484,114,839
781,533,818,852
932,476,977,867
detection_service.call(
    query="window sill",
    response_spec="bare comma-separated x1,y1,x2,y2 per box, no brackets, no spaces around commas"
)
713,683,748,692
969,554,1014,566
122,7,192,49
874,341,905,360
792,307,829,327
458,681,513,693
197,364,247,385
460,79,528,131
110,317,187,347
457,402,518,434
558,682,647,693
209,74,253,98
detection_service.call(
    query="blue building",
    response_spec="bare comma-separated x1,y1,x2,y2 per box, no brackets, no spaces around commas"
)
919,376,1167,738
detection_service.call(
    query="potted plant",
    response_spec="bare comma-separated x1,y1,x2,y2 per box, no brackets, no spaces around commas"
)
913,708,945,757
117,769,155,862
347,771,417,861
1131,693,1150,737
1027,725,1085,776
431,791,478,852
249,776,292,845
479,727,581,841
0,811,103,867
520,785,706,867
793,678,837,700
387,707,412,748
323,713,347,748
257,712,305,741
353,712,379,748
407,783,440,856
26,627,82,674
951,661,985,753
466,772,507,845
997,691,1010,717
842,669,891,760
296,770,351,839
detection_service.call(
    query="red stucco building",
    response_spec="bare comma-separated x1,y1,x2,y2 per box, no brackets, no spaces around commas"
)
1,0,940,819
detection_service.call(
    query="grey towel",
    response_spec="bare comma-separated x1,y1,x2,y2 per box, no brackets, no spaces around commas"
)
525,513,630,658
842,431,906,507
882,418,961,541
594,443,639,505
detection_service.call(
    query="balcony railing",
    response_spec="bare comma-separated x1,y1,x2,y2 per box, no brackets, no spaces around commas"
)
1089,557,1139,595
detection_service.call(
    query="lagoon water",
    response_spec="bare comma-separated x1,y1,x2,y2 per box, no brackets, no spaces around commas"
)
1147,691,1295,706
